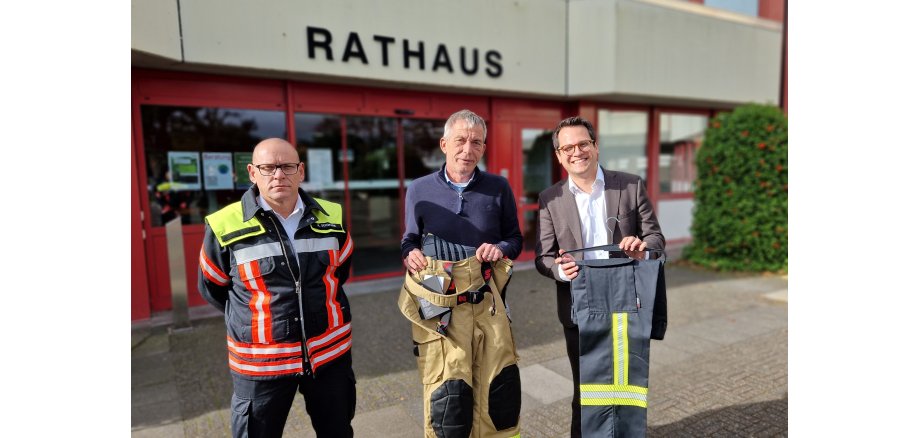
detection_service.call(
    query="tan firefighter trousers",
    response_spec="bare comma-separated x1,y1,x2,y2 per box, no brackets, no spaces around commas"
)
398,256,521,438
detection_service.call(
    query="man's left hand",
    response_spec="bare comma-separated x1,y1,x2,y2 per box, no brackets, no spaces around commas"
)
619,236,647,260
475,243,504,262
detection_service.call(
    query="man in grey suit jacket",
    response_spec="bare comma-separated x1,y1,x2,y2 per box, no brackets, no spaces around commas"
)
534,116,665,438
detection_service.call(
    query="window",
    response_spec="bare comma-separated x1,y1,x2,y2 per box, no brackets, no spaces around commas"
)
597,110,649,179
141,106,286,226
658,112,707,195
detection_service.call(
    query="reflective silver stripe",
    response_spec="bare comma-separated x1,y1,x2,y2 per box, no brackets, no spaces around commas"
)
613,313,628,385
227,341,301,356
310,339,352,366
582,391,647,401
233,243,283,265
228,356,302,372
294,237,340,253
307,323,352,353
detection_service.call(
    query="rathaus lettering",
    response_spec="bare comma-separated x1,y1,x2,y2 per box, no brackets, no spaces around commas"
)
306,26,503,78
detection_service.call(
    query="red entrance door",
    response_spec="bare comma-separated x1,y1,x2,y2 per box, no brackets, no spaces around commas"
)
489,99,566,262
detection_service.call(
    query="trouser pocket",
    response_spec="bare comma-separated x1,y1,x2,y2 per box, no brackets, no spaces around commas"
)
412,326,445,384
230,394,252,438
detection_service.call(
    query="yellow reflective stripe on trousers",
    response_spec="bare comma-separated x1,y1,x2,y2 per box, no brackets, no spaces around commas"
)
613,312,628,385
580,384,648,408
579,312,648,408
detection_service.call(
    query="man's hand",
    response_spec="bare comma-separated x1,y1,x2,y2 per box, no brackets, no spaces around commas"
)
555,249,579,280
475,243,504,262
619,236,647,260
404,248,428,274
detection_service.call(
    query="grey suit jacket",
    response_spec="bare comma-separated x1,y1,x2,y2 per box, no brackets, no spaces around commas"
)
534,168,665,328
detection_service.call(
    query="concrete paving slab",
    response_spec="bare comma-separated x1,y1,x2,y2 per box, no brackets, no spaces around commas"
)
131,422,184,438
540,355,573,380
353,404,424,437
656,328,723,355
519,363,572,405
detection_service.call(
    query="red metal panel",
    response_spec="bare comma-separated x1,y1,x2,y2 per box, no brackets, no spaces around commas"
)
134,69,285,110
292,82,367,114
758,0,785,22
491,98,563,123
365,91,432,116
131,131,151,321
428,94,490,120
648,108,661,208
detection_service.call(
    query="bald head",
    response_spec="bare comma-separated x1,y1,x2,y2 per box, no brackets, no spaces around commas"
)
248,137,304,217
253,137,299,161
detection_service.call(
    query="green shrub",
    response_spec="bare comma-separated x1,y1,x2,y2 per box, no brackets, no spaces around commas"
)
682,103,787,272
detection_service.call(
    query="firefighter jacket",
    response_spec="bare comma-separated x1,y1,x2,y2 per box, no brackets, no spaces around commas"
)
198,186,354,381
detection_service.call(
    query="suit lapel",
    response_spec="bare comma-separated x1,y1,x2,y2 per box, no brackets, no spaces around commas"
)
603,168,621,244
559,182,584,251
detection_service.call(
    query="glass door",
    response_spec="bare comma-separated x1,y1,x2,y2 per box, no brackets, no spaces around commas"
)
518,127,556,259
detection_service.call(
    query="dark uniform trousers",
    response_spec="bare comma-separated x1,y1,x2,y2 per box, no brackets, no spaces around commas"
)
569,257,664,438
230,354,356,438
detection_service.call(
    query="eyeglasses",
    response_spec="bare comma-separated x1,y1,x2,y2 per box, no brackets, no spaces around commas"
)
556,140,595,156
254,163,300,176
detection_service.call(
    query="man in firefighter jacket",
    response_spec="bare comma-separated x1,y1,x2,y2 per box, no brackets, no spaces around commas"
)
198,138,356,438
400,109,524,438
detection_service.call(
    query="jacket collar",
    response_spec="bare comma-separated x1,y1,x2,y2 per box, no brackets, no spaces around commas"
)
241,184,327,221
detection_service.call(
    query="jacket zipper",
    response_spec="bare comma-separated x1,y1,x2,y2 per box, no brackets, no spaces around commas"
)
265,213,313,377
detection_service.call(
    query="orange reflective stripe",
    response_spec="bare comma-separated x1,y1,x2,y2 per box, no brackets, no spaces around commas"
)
323,251,343,328
310,337,351,371
228,354,303,377
227,337,301,359
239,260,273,344
199,247,229,285
336,233,354,265
307,323,351,357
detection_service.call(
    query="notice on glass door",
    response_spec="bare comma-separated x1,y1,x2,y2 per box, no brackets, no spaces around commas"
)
167,151,202,191
306,149,333,190
203,152,233,190
234,152,253,189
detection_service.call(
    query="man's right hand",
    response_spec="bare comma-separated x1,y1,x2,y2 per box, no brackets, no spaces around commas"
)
405,249,428,275
554,249,579,280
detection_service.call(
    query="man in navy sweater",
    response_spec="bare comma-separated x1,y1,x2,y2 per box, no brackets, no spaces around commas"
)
399,109,524,437
401,110,522,269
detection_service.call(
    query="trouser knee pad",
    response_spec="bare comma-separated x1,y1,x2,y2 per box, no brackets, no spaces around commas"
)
429,379,474,438
488,364,521,431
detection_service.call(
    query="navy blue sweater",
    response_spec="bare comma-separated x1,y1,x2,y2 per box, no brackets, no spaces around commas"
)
401,165,523,260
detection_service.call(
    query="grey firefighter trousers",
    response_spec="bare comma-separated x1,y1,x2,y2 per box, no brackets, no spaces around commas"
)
570,256,665,438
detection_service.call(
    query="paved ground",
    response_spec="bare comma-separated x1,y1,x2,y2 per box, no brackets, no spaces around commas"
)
131,262,788,437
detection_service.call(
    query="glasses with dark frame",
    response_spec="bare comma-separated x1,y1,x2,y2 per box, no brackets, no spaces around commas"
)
556,139,595,156
254,163,301,176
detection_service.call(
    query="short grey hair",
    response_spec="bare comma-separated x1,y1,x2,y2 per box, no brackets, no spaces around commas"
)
443,109,487,142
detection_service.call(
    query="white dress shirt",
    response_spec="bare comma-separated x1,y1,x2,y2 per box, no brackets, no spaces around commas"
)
558,165,608,281
257,195,306,266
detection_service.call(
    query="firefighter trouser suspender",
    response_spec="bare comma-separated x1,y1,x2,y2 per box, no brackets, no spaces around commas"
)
570,257,664,438
399,253,521,438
